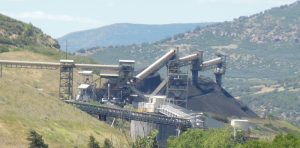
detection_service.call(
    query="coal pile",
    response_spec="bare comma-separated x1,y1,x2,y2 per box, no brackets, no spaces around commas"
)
136,73,162,93
139,74,256,118
187,76,256,117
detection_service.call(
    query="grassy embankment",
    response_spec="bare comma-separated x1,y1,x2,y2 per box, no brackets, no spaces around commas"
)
0,51,131,147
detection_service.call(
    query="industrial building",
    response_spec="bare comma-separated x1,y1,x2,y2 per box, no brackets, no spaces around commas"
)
0,48,256,146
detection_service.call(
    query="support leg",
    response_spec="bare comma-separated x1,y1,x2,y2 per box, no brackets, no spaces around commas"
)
111,118,116,127
98,114,107,121
176,127,182,137
215,73,222,87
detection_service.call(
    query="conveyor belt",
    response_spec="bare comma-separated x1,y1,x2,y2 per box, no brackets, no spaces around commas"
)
0,60,119,71
150,78,169,97
64,100,193,128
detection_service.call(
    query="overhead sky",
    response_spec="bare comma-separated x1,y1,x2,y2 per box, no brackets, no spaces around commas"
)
0,0,297,38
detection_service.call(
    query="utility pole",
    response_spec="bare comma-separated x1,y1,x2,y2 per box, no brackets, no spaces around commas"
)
108,83,110,100
0,64,2,78
65,40,68,59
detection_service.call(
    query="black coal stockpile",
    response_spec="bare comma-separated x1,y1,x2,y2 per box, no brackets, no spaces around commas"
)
138,74,256,118
136,73,162,93
188,76,256,117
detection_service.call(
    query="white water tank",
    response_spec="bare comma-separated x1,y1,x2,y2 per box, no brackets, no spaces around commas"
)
230,119,249,131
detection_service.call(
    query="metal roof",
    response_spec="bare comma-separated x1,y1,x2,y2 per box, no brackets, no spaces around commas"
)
78,71,93,75
119,60,135,63
60,59,74,63
100,73,119,77
78,84,90,89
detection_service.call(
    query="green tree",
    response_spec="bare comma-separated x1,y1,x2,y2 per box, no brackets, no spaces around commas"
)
234,130,247,144
88,135,100,148
168,127,235,148
27,129,48,148
167,127,300,148
0,46,9,53
203,128,235,148
103,138,113,148
24,23,34,36
236,133,300,148
271,134,298,148
167,129,206,148
132,130,158,148
236,140,271,148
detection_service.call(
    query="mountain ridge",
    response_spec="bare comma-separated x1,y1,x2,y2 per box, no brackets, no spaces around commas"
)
58,23,213,52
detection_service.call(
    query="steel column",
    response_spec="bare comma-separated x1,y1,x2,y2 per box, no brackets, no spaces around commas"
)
59,60,74,100
0,64,2,77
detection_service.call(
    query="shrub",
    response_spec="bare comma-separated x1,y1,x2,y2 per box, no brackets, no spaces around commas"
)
88,135,100,148
27,129,48,148
24,23,34,36
0,37,14,45
0,46,9,53
103,138,113,148
132,130,158,148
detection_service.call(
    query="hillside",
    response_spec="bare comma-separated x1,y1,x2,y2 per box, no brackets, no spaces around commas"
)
0,13,96,63
0,13,59,49
0,14,130,147
249,118,300,139
58,23,212,52
0,51,130,147
0,13,61,59
85,2,300,126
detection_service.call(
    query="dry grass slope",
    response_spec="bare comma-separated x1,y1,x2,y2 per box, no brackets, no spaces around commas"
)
247,118,300,140
0,51,130,148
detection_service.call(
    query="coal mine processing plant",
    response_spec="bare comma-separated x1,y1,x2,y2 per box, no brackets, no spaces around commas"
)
0,48,256,146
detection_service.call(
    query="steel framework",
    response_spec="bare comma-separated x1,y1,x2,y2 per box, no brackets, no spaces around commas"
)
59,60,74,100
65,100,193,128
166,60,189,108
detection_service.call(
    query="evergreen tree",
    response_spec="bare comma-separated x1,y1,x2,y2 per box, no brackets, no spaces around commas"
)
27,129,48,148
103,138,113,148
88,135,100,148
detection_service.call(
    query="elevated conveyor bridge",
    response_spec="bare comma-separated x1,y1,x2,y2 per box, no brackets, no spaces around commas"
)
157,103,205,128
64,100,195,129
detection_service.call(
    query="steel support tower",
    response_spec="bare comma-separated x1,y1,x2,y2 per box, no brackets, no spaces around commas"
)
214,54,226,87
59,60,75,100
166,60,189,108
